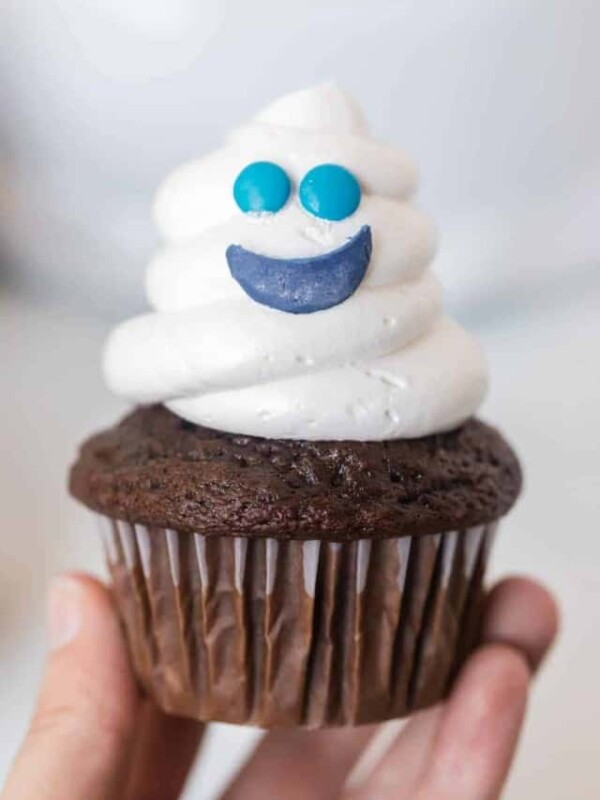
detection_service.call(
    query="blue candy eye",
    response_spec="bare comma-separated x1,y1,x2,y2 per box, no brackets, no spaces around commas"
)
298,164,361,221
233,161,291,214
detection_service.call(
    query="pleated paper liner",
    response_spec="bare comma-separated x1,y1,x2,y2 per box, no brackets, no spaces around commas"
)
97,516,496,728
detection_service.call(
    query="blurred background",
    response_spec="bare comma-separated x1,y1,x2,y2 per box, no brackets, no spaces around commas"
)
0,1,598,797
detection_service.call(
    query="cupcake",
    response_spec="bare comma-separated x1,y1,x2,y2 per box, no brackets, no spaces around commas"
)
70,84,521,728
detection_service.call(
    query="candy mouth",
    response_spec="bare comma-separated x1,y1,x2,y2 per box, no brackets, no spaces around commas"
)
226,225,372,314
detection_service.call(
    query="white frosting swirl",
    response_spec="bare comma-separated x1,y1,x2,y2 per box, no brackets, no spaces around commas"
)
104,84,488,440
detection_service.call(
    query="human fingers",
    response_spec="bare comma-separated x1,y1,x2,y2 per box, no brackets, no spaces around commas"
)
125,703,204,800
481,576,559,672
344,645,529,800
221,726,376,800
1,575,140,800
343,575,558,799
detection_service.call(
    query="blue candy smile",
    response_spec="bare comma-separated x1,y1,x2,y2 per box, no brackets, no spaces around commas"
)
226,225,372,314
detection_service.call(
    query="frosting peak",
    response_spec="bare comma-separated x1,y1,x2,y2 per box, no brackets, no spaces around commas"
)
104,86,488,440
253,83,369,135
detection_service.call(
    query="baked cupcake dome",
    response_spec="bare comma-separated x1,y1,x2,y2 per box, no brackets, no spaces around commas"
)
71,406,520,541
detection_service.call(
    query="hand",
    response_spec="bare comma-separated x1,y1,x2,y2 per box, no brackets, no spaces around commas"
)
1,573,557,800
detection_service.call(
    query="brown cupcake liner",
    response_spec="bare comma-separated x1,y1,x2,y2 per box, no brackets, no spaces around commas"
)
97,515,496,728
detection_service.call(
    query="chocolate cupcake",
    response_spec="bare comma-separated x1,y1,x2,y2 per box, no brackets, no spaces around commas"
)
70,84,521,728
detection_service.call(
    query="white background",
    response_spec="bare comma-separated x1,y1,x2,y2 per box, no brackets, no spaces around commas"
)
0,0,599,796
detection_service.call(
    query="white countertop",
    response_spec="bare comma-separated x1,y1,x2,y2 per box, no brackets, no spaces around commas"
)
0,280,598,798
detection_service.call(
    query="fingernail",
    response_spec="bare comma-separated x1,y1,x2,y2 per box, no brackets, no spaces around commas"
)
48,577,82,652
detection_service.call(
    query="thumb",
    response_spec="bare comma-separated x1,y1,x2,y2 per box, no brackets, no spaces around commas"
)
2,575,140,800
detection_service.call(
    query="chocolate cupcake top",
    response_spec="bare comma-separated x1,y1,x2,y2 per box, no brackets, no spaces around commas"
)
70,406,520,540
102,84,488,442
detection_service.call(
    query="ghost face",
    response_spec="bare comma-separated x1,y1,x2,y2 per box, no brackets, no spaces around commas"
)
226,161,372,314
